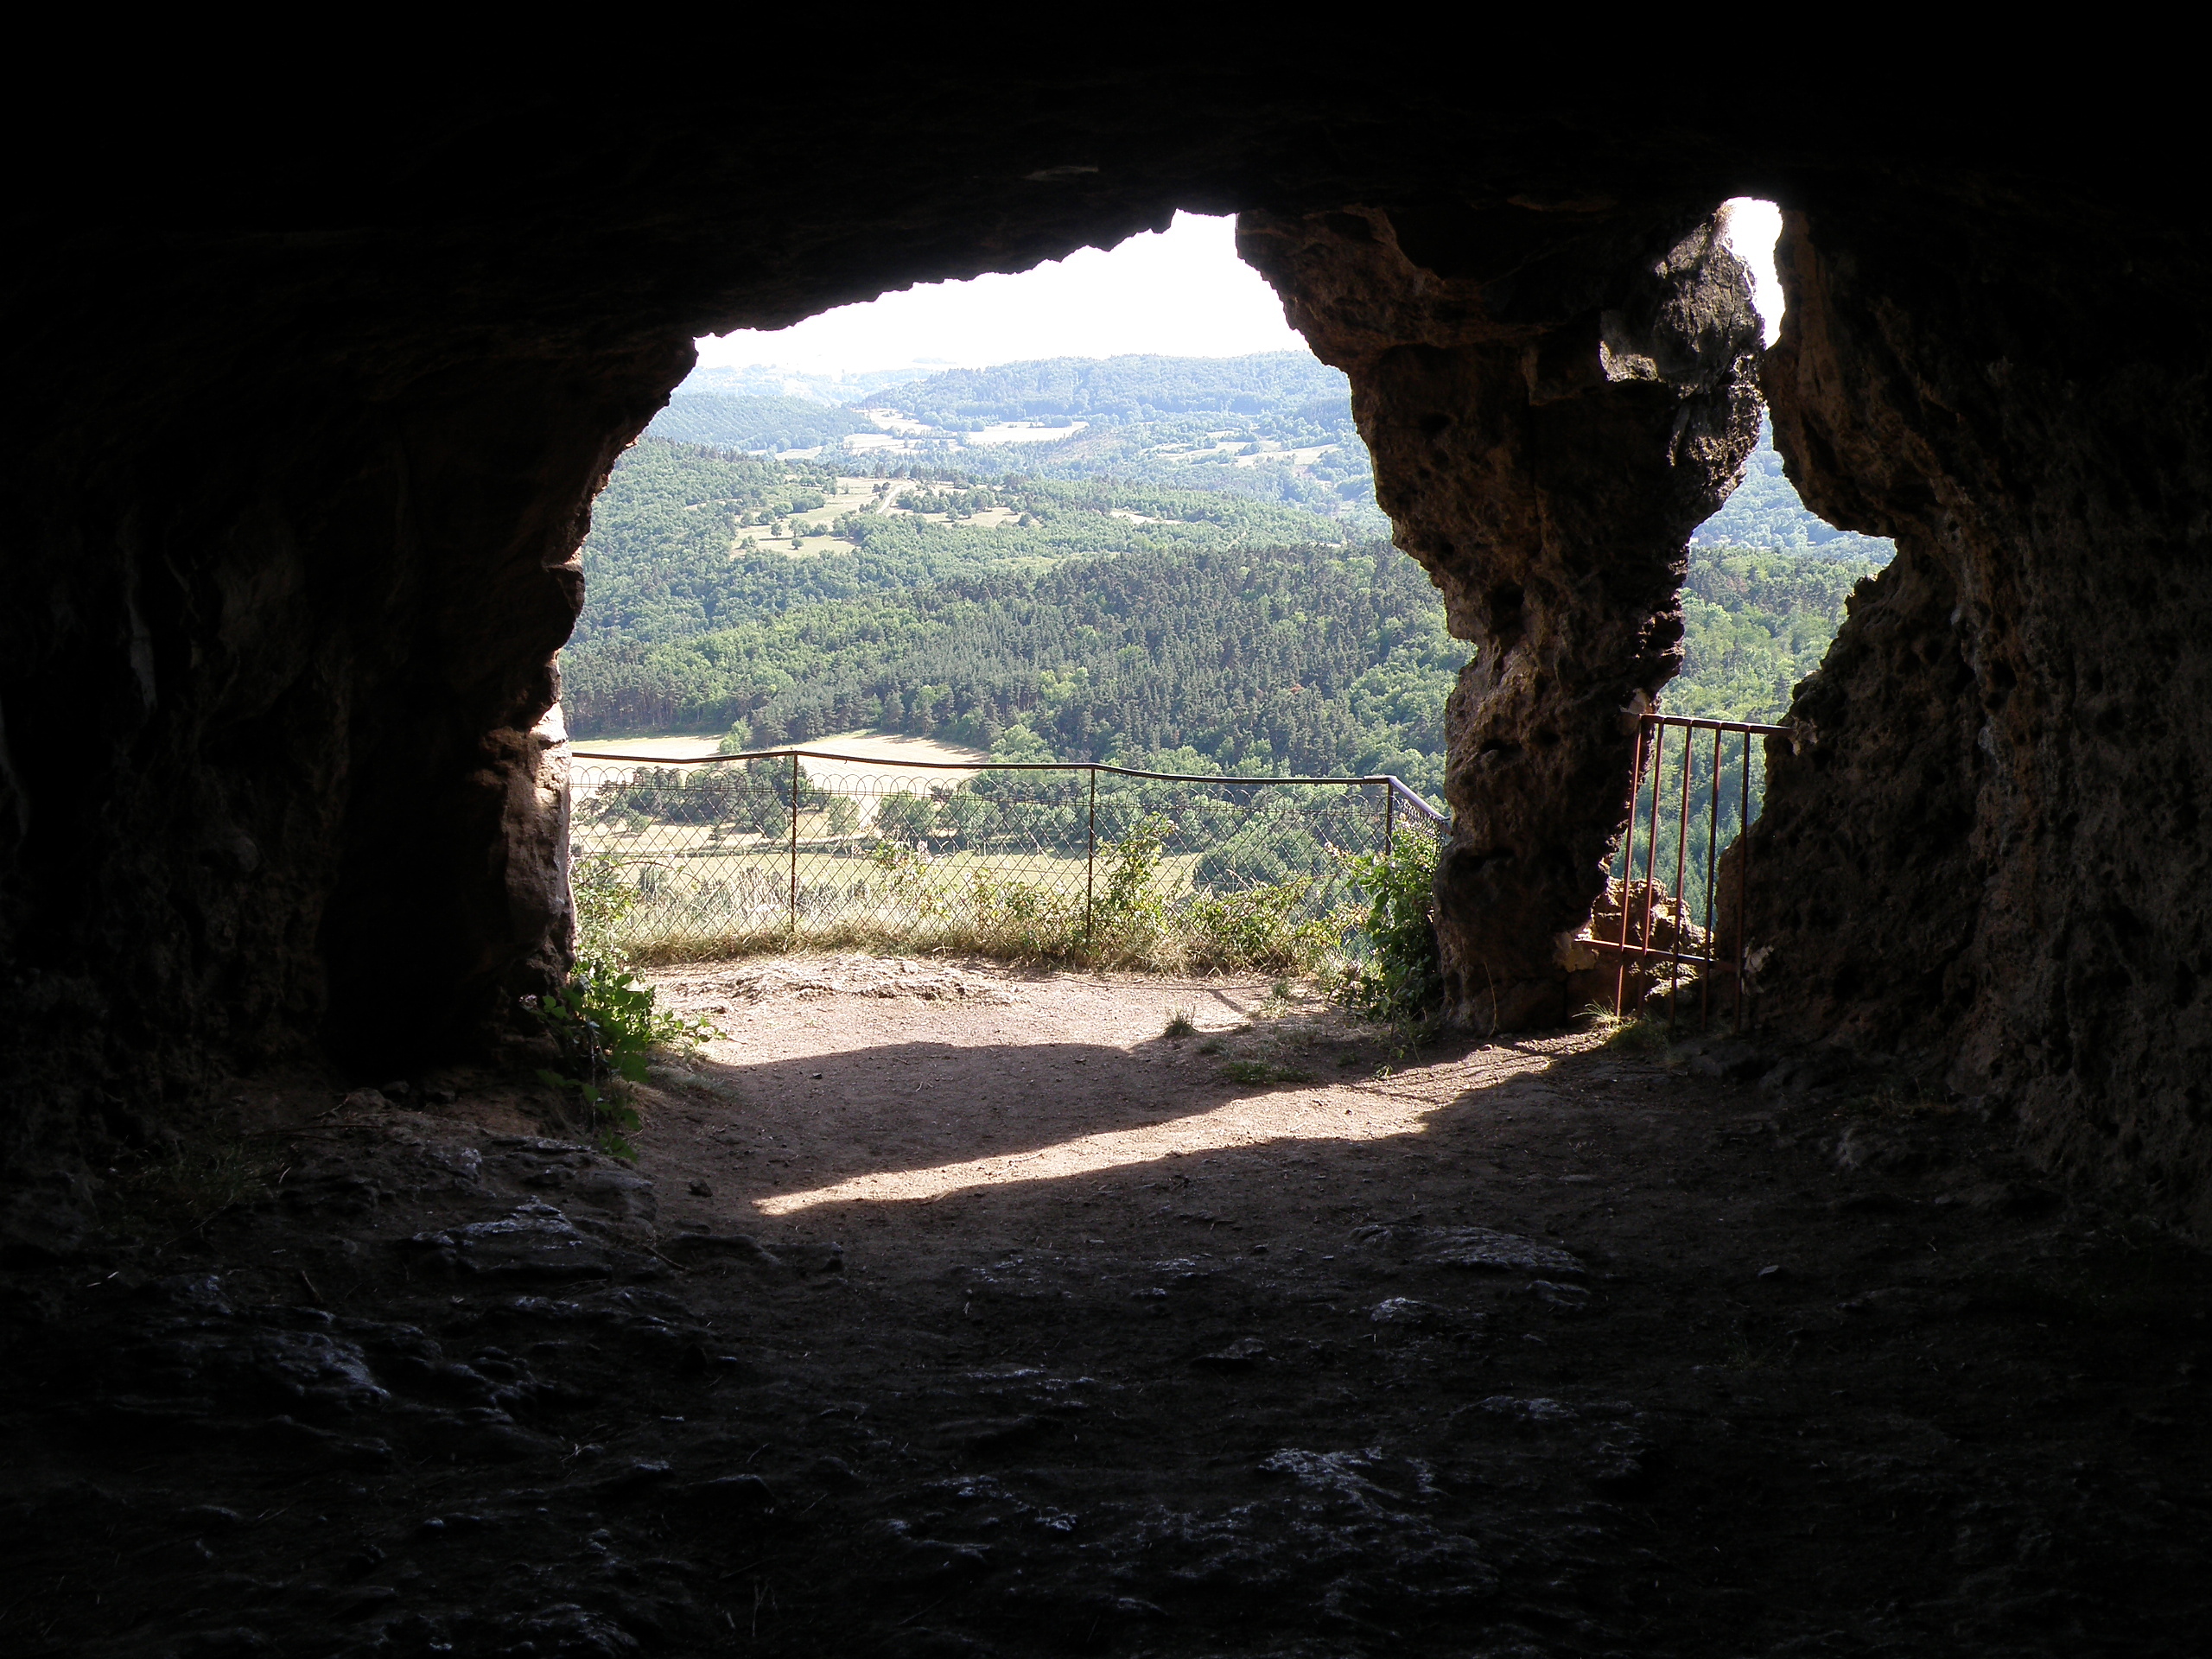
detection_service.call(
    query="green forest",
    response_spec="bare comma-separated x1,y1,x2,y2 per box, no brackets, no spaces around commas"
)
570,537,1461,791
647,394,874,453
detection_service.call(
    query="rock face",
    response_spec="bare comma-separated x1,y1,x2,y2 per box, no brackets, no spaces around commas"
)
2,78,2206,1221
1744,205,2212,1228
1238,207,1762,1030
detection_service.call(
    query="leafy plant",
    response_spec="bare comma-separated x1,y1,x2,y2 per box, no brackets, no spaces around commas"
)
1179,877,1341,976
1090,814,1173,949
573,854,639,960
539,858,720,1158
1338,829,1443,1020
1590,1009,1669,1054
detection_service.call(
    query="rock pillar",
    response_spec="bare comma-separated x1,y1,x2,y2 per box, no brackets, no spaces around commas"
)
1238,206,1763,1030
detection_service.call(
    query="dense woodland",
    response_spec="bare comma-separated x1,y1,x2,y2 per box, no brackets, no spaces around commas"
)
573,358,1893,804
571,538,1460,791
647,394,873,453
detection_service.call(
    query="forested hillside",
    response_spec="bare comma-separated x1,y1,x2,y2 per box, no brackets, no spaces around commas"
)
648,395,872,453
1693,423,1893,559
1676,550,1880,721
568,440,1353,659
569,541,1460,791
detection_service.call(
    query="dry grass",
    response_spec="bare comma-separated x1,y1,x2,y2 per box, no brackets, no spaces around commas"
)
101,1132,281,1250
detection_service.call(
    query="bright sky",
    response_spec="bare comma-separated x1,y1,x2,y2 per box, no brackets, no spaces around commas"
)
1723,198,1786,346
695,203,1787,376
696,212,1304,375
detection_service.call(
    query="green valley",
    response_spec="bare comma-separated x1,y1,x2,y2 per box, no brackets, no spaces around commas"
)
566,355,1892,807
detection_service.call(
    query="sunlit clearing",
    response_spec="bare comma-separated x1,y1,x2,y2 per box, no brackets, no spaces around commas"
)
695,212,1306,377
753,1048,1552,1215
1721,198,1785,347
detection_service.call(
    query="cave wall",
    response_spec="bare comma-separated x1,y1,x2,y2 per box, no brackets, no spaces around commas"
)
1238,207,1762,1030
0,334,683,1156
3,77,2206,1219
1746,203,2212,1227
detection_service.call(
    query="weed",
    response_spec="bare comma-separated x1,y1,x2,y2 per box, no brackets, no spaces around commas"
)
1162,1008,1198,1040
573,854,639,960
1592,1009,1669,1054
1338,831,1443,1020
1220,1058,1310,1085
551,854,725,1156
102,1135,279,1249
1196,1038,1225,1056
1853,1081,1961,1122
533,955,720,1160
1722,1330,1787,1373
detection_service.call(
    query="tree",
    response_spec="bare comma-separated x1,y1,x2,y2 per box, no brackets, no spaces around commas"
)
874,791,937,843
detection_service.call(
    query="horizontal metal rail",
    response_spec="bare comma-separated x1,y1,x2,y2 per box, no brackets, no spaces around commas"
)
571,747,1450,823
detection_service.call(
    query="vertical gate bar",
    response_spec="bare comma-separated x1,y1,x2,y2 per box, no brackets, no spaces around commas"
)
1616,718,1649,1015
1701,725,1721,1033
1669,723,1693,1039
789,752,799,933
1637,719,1667,1013
1084,766,1097,938
1384,780,1395,858
1736,728,1751,1034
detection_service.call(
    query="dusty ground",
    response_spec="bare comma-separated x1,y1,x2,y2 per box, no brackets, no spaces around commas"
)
3,956,2209,1656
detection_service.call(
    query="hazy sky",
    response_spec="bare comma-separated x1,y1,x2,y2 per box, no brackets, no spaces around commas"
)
695,203,1787,376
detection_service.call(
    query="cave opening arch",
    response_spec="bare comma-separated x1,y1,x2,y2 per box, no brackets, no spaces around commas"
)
6,89,2209,1227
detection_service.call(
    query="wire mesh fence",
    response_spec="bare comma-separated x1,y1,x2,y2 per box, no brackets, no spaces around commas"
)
569,749,1447,968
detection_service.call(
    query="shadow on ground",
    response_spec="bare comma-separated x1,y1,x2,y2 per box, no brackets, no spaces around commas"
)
3,961,2209,1656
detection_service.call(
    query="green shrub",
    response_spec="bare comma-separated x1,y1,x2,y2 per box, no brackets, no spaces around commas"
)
1180,878,1338,976
541,855,718,1157
1338,830,1443,1020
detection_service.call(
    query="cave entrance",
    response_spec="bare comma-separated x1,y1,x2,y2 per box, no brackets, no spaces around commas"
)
557,212,1465,992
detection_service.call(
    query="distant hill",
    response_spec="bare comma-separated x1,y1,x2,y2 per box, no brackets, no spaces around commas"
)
647,394,872,453
561,438,1363,737
676,364,928,404
1694,422,1893,560
856,352,1353,430
653,359,1885,561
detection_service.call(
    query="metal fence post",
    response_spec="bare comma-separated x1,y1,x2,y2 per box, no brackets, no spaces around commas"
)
1084,766,1097,937
1617,721,1649,1016
789,752,799,933
1738,729,1752,1035
1383,781,1395,858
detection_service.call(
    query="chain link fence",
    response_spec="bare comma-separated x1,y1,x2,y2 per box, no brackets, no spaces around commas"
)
569,750,1446,968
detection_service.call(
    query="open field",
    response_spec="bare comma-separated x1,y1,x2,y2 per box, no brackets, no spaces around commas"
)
570,728,988,786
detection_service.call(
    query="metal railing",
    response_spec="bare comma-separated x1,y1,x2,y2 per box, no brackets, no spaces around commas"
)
569,747,1446,959
1595,713,1793,1033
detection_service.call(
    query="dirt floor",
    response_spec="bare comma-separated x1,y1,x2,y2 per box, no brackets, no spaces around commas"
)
4,956,2210,1656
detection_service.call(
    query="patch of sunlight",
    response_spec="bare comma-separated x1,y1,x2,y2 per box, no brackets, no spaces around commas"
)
753,1047,1550,1214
